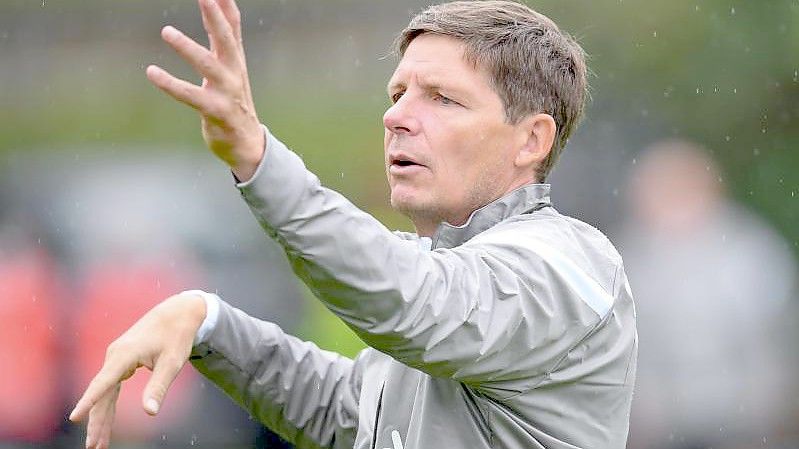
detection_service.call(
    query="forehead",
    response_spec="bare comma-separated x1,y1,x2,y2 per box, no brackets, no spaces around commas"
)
387,34,486,89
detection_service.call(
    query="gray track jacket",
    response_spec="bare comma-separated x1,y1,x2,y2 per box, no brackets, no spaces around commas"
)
190,132,638,449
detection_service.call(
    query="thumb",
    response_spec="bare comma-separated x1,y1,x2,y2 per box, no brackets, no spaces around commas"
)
142,354,186,416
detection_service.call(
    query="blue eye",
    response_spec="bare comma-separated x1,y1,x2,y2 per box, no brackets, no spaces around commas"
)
435,94,458,106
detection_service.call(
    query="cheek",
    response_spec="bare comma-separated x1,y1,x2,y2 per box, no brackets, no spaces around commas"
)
383,130,392,158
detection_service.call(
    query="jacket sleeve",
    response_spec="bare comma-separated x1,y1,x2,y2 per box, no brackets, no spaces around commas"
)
190,298,364,449
238,130,612,395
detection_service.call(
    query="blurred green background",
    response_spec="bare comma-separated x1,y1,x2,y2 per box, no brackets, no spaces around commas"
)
0,1,797,448
3,0,797,352
2,1,796,240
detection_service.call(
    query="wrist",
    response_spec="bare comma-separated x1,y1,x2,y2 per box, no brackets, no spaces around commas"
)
161,291,207,333
230,124,266,182
179,290,221,346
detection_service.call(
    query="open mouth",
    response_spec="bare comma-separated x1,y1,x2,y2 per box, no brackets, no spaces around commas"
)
388,152,427,174
393,159,419,167
390,153,425,168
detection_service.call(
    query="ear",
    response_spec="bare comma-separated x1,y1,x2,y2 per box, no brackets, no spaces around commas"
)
514,113,557,171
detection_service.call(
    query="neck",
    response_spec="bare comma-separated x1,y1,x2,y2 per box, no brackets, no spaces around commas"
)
410,204,473,238
410,177,541,238
414,219,448,238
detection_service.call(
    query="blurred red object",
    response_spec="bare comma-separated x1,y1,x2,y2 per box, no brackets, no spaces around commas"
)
0,248,62,442
73,257,200,442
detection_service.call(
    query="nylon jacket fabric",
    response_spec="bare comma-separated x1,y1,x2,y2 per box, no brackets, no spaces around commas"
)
190,131,638,449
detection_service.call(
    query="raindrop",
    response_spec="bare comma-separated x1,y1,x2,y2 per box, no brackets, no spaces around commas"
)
713,86,719,93
190,434,198,446
632,158,637,165
733,88,738,94
752,148,760,156
340,172,344,178
259,18,264,26
612,188,619,197
730,6,735,15
696,87,701,94
725,135,731,142
694,5,700,12
161,434,167,441
793,70,798,82
652,31,658,38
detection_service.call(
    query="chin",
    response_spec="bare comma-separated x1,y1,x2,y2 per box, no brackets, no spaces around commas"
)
390,191,420,212
391,193,447,225
389,194,417,216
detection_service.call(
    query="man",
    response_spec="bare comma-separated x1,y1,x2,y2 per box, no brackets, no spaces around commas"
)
70,1,637,448
621,141,796,449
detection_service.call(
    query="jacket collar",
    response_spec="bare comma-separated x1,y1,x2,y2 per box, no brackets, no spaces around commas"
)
431,183,551,249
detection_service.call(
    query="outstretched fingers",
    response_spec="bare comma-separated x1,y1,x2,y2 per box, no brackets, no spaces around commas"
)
145,65,225,117
160,26,228,86
69,357,134,423
84,386,121,449
215,0,244,46
199,0,241,67
213,0,253,100
142,353,187,416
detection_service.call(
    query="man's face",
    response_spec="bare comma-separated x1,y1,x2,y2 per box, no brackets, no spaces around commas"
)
384,34,531,234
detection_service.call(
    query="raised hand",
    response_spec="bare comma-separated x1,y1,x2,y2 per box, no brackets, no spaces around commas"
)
68,293,207,449
146,0,264,181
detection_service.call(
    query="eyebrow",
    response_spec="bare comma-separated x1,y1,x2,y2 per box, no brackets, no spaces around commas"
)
387,75,467,97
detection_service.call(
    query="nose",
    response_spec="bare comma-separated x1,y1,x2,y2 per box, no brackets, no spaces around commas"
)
383,94,420,136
